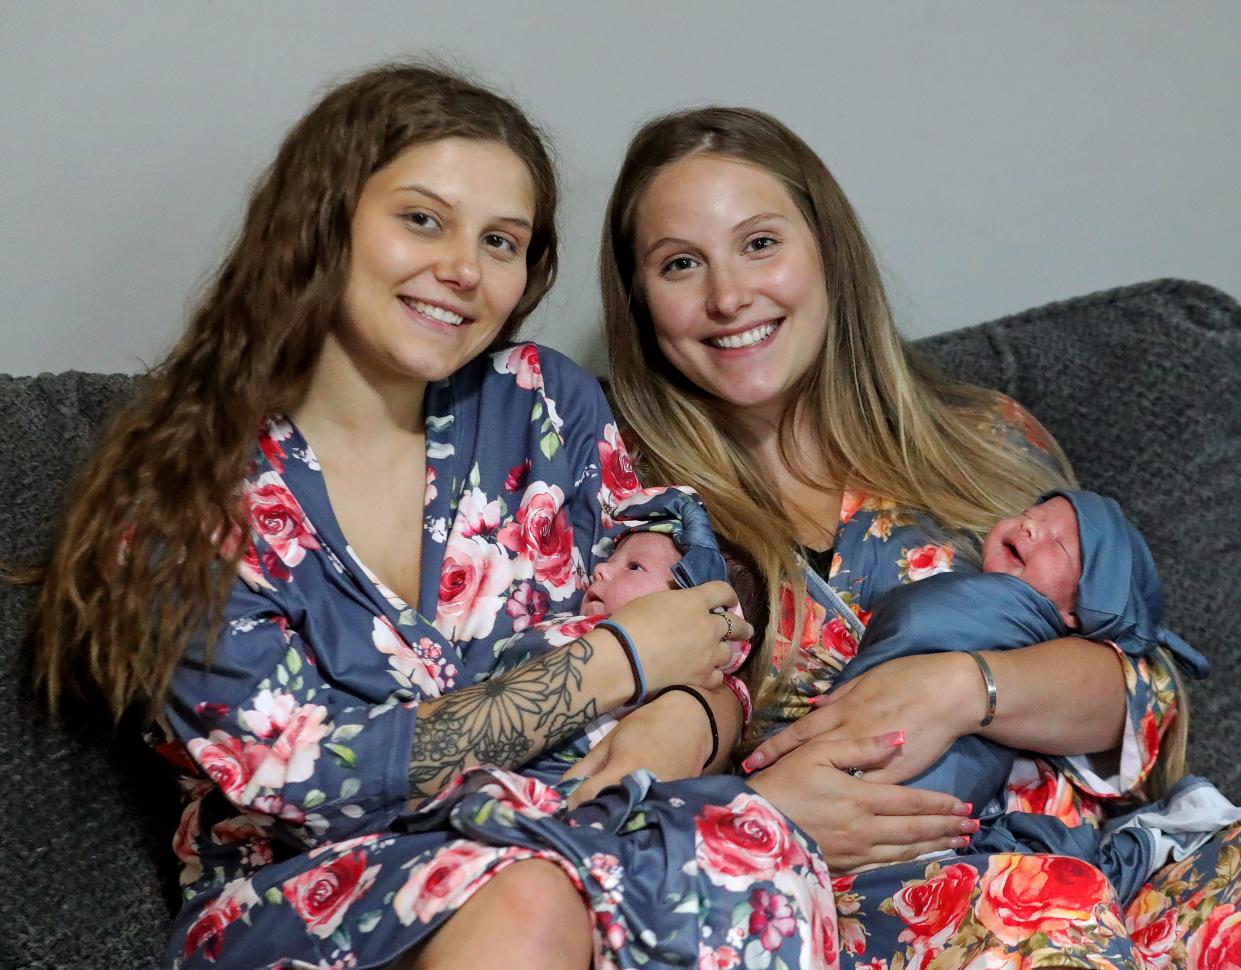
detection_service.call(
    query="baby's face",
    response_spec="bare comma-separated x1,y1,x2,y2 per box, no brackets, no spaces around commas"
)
982,496,1082,627
581,531,680,615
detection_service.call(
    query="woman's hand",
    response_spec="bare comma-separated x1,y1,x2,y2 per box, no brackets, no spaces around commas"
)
560,690,714,807
742,653,979,784
607,581,752,694
747,733,977,873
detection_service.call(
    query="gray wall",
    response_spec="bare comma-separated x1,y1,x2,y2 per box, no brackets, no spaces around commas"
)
3,1,1239,377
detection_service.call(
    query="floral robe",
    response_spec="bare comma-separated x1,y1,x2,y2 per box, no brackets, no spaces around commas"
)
153,344,834,970
760,402,1241,970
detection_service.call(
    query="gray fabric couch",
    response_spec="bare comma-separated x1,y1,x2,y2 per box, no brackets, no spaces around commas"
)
2,278,1238,969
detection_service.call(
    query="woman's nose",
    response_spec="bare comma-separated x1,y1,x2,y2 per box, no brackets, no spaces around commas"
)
705,267,751,317
434,242,481,291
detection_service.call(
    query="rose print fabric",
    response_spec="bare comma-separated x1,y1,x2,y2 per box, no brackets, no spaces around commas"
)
758,400,1241,970
154,344,829,969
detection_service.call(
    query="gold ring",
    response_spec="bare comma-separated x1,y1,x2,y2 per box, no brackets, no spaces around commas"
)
719,612,734,642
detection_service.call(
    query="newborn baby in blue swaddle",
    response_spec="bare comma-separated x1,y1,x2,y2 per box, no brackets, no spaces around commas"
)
836,490,1209,811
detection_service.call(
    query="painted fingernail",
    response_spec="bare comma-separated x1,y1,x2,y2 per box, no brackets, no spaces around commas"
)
949,835,971,849
880,730,905,748
960,818,980,833
741,754,764,772
951,802,973,816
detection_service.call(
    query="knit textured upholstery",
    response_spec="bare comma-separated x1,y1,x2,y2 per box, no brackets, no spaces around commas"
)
1,279,1237,968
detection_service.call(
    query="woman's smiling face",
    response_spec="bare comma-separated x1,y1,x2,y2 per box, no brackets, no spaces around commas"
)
634,153,829,423
337,137,536,387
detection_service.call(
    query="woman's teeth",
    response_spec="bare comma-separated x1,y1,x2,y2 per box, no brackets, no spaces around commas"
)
707,321,777,350
403,297,465,326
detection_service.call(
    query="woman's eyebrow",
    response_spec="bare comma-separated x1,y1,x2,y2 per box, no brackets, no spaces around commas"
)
394,183,531,229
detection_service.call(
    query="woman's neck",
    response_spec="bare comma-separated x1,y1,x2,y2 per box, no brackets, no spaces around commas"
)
734,410,844,551
292,334,427,449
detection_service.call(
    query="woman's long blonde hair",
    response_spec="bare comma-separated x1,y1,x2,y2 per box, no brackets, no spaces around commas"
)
32,62,559,719
601,107,1075,719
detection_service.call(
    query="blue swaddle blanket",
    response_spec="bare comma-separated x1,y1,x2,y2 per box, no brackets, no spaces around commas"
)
834,489,1209,811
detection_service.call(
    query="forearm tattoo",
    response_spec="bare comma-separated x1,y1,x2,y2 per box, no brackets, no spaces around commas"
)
408,636,599,796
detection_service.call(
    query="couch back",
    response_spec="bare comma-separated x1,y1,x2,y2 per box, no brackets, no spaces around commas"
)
2,278,1238,969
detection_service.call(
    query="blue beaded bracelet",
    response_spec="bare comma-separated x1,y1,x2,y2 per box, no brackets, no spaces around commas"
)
595,619,648,705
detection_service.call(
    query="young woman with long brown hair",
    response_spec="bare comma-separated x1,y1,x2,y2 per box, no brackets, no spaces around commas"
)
592,105,1239,968
30,64,772,968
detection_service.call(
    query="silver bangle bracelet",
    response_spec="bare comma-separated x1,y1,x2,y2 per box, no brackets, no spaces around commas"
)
969,652,997,727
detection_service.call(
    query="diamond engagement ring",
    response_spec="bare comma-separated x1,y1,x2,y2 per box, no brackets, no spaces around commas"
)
844,767,865,779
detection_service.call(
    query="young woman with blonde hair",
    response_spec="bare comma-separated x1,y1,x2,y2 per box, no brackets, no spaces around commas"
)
591,105,1236,968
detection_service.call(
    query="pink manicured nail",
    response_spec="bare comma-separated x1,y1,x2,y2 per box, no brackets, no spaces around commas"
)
949,835,971,849
951,801,973,816
741,753,764,772
960,818,980,834
881,731,905,748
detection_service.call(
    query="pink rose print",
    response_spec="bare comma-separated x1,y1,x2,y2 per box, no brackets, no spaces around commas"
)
504,581,549,632
172,799,204,885
458,486,503,538
237,540,277,590
182,877,259,961
535,614,602,647
695,792,809,891
770,869,839,970
976,853,1110,946
497,482,581,602
245,472,321,569
372,616,444,696
494,343,544,390
238,688,297,739
505,458,532,492
596,911,629,951
821,616,859,664
698,943,741,970
282,848,381,939
187,732,255,801
1187,902,1241,970
892,862,977,946
902,544,954,582
259,420,289,473
211,816,274,870
435,533,517,641
425,466,437,508
597,423,640,520
251,794,307,825
248,703,330,791
480,771,565,820
394,841,507,925
1124,884,1178,970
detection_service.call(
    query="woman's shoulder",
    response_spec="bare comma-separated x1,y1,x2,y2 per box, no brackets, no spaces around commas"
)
487,341,602,390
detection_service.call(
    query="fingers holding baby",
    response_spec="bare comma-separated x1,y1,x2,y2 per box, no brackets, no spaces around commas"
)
608,581,750,691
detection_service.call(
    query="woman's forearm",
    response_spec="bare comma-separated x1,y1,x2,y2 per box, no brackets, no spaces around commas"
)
407,630,634,797
964,637,1127,754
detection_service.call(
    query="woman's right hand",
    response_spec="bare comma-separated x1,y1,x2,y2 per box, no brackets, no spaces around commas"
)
607,580,751,693
747,734,978,873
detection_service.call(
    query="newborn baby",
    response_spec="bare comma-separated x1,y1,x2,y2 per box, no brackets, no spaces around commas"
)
832,490,1208,812
580,530,683,616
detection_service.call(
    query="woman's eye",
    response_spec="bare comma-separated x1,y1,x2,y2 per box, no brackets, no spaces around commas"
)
744,235,778,254
483,233,519,256
661,255,697,276
403,211,442,232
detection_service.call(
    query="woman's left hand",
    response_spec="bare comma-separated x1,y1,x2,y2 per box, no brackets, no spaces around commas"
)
560,690,712,807
743,653,981,783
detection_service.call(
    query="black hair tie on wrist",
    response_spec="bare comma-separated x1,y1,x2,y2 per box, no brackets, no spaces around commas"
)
656,684,719,770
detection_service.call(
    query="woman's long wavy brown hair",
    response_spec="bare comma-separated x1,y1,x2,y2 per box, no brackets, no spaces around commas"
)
601,107,1077,732
33,62,559,719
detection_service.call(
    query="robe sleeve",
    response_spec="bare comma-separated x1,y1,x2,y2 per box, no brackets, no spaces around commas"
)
163,560,418,851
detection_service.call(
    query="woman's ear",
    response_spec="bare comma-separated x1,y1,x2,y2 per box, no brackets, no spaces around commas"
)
1060,608,1081,631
